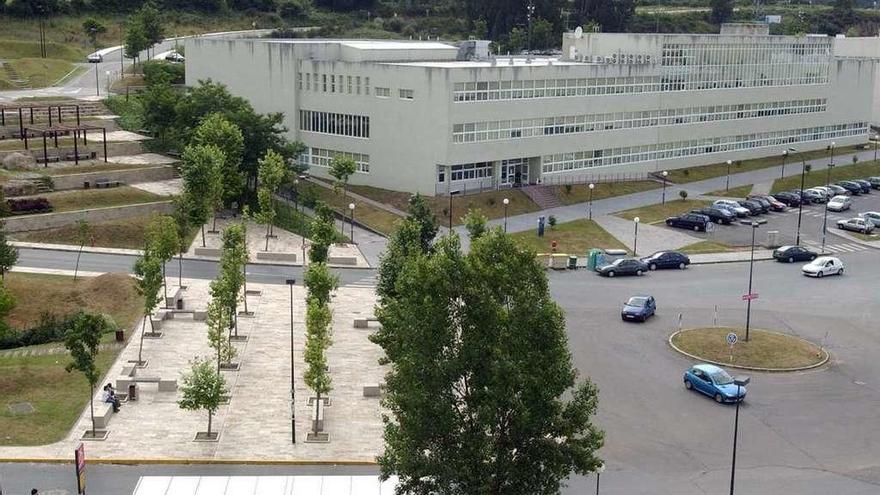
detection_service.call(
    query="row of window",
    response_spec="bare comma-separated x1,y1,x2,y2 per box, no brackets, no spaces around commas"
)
299,110,370,138
298,72,371,96
447,162,494,182
660,42,831,67
452,99,826,143
375,87,415,100
300,147,370,173
541,122,867,174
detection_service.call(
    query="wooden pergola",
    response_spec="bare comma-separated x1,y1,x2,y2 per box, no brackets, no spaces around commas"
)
0,103,84,139
21,123,108,166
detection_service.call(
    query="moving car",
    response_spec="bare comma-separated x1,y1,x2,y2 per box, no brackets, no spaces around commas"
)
165,51,186,63
713,199,750,217
826,184,849,196
87,53,103,63
858,211,880,228
666,213,712,231
641,251,691,270
692,206,734,225
773,245,818,263
772,191,802,207
596,258,649,277
802,256,845,278
827,195,852,212
737,200,763,215
836,181,862,196
837,218,874,234
683,364,747,403
621,295,656,322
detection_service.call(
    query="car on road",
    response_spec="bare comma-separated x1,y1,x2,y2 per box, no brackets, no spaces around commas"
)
692,206,734,225
837,217,874,234
773,245,818,263
683,364,746,403
641,251,691,270
772,191,802,207
596,258,649,277
750,194,786,212
737,200,764,215
165,51,186,63
869,177,880,189
621,295,656,322
713,199,750,217
666,213,713,231
826,184,850,196
852,179,873,194
836,181,863,196
87,53,103,63
802,256,845,278
827,195,852,212
858,211,880,228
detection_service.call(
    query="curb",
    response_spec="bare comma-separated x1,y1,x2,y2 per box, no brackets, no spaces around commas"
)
0,457,379,466
668,328,830,372
827,228,880,250
689,255,775,265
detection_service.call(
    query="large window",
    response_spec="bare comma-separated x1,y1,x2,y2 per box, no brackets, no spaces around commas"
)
301,147,370,173
299,110,370,138
450,162,493,181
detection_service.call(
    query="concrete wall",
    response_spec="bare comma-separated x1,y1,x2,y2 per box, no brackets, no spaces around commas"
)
3,201,173,233
51,166,176,190
834,37,880,127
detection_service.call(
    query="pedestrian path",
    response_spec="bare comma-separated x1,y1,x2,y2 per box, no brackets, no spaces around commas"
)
345,273,379,289
802,239,870,254
593,214,700,255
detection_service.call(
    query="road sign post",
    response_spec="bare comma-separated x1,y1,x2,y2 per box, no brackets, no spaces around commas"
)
75,443,86,494
727,332,737,364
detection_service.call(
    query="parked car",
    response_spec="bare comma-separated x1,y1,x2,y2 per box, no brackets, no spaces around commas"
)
621,295,656,322
837,217,874,234
789,189,818,205
826,184,850,196
666,213,713,231
812,186,834,198
746,195,772,211
714,199,750,217
836,181,862,196
772,191,802,207
683,364,747,403
692,206,734,225
827,195,852,212
751,195,786,212
165,51,186,63
858,211,880,228
801,189,827,204
737,200,764,215
596,258,649,277
852,179,872,194
773,245,818,263
641,251,691,270
868,177,880,189
87,53,103,63
802,256,845,278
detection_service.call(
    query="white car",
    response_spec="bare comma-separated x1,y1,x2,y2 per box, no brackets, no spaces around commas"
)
806,187,830,200
838,217,874,234
713,200,750,217
827,195,852,212
859,211,880,227
165,52,185,63
802,256,845,278
87,53,103,63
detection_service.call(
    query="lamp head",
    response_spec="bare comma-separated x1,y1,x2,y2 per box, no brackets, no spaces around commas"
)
348,203,355,210
634,217,640,223
285,279,296,285
503,198,509,205
662,170,668,177
589,183,595,190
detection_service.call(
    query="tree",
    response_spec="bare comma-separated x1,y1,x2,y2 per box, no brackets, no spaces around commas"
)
206,286,236,371
329,155,357,202
371,231,604,493
572,0,636,32
303,295,332,436
0,284,17,340
64,312,115,437
140,77,180,145
218,222,247,334
376,218,423,303
462,208,488,240
180,144,224,247
73,219,93,282
679,190,688,201
0,221,19,280
256,149,289,249
170,196,192,287
192,113,246,208
255,188,276,252
82,18,107,48
308,203,337,264
123,22,149,66
711,0,734,24
178,358,226,439
146,215,179,302
133,250,163,366
137,1,165,53
530,18,555,51
408,194,439,252
464,0,564,41
303,262,339,307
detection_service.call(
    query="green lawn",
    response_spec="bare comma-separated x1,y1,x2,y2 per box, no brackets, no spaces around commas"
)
551,181,662,205
706,184,754,198
32,186,167,214
679,240,738,254
770,160,880,193
665,144,866,184
302,182,403,236
846,231,880,242
13,213,197,250
0,58,76,89
672,327,826,370
510,219,627,255
0,40,86,61
615,199,711,224
48,163,165,176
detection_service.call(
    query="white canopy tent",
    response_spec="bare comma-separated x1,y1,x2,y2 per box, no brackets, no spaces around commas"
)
132,476,399,495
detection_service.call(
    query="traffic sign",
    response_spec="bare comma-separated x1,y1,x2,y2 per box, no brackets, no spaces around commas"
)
75,443,85,494
741,293,759,301
726,333,738,345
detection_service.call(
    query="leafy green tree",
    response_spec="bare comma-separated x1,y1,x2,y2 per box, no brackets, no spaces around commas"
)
206,291,236,370
135,1,165,56
462,208,488,240
307,203,337,264
124,22,149,66
572,0,636,32
372,231,604,493
530,18,556,50
303,295,332,435
255,188,276,252
465,0,563,40
376,218,423,303
329,155,357,202
133,250,163,366
303,262,339,306
73,219,93,282
180,144,224,247
408,193,439,252
82,18,107,48
140,77,180,145
256,149,289,249
0,221,19,280
146,215,179,301
192,113,246,207
178,357,227,438
219,223,248,333
64,312,115,437
171,196,192,287
711,0,734,24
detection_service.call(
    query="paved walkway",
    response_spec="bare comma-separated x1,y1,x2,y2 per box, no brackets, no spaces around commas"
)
593,214,700,254
131,178,182,196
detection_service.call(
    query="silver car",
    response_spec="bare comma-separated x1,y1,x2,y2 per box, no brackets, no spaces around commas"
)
827,195,852,212
859,211,880,228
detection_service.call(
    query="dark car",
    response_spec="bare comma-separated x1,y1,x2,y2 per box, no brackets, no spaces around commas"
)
641,251,691,270
773,245,818,263
746,195,772,211
869,177,880,189
789,190,817,205
666,213,713,231
751,195,786,212
836,181,862,196
621,295,656,322
801,189,826,204
851,179,872,194
596,258,649,277
692,207,734,225
737,200,763,215
773,191,802,207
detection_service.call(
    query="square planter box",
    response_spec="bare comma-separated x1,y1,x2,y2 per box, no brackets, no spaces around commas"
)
81,429,109,441
305,432,329,443
219,363,240,371
194,431,220,442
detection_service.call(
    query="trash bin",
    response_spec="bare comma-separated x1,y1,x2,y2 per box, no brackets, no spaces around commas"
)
176,298,184,310
587,248,603,271
568,255,578,270
115,329,125,342
128,384,137,402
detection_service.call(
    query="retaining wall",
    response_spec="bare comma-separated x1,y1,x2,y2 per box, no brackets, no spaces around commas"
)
3,201,173,233
51,166,175,190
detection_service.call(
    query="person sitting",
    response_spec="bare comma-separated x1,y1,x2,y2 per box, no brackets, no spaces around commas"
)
103,383,120,413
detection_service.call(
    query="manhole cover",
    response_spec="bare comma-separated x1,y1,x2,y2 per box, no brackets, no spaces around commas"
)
7,402,35,415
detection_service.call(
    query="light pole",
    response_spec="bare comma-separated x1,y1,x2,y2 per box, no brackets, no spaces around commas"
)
448,192,454,231
293,178,300,215
725,160,732,192
502,197,509,233
588,183,595,220
94,62,100,96
285,278,297,444
821,162,835,253
595,463,605,495
780,149,788,179
633,217,640,256
729,376,751,495
348,202,356,243
661,171,668,204
874,135,878,162
794,149,807,246
744,221,759,342
829,141,836,167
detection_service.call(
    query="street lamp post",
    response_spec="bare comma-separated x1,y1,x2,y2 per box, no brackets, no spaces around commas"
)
795,154,807,246
502,198,510,233
829,141,836,167
293,178,299,215
874,135,878,162
633,217,640,256
821,162,835,253
661,171,668,204
745,221,759,342
729,376,751,495
781,150,788,180
285,278,297,444
94,63,100,96
348,203,356,243
588,183,595,220
725,160,732,192
595,463,605,495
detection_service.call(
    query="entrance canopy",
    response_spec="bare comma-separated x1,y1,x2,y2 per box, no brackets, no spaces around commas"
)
132,476,399,495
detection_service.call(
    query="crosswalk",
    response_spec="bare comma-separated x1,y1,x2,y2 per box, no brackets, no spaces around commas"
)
345,273,379,289
802,239,869,254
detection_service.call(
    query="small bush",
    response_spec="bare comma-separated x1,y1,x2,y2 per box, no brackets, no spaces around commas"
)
142,60,185,85
852,155,859,164
0,312,107,350
679,190,689,201
6,197,52,215
564,184,572,194
487,197,496,206
548,215,557,228
300,186,318,209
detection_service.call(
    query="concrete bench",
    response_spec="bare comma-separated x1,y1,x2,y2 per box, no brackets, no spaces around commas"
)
94,179,121,188
354,317,379,329
158,379,177,392
169,309,207,321
68,151,98,162
36,155,61,164
255,251,297,262
165,286,184,309
194,247,222,257
362,384,382,398
150,309,171,331
312,399,325,433
93,402,114,429
328,256,358,266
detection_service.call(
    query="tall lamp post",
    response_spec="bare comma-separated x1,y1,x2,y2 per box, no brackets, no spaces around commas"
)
729,376,751,495
874,134,878,162
725,160,732,192
661,170,668,204
502,197,510,233
780,149,788,180
285,278,297,444
595,463,605,495
792,147,807,245
633,217,640,256
588,183,595,220
821,161,835,253
293,178,300,215
829,141,836,168
94,63,100,96
744,221,759,341
348,203,356,244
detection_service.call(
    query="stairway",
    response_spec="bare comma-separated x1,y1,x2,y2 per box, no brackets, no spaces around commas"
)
520,185,563,209
0,61,28,88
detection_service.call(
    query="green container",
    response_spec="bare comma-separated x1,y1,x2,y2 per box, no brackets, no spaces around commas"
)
587,249,603,271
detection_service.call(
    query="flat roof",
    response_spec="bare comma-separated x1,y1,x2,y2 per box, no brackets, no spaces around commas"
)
257,39,456,50
388,57,589,68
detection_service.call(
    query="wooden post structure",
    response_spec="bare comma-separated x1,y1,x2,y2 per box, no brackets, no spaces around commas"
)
102,127,108,162
73,129,80,165
42,133,48,168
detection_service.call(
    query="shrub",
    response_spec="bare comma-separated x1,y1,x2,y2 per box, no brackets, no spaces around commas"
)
852,155,859,164
679,190,689,201
487,197,496,206
142,60,185,85
300,186,318,209
279,0,309,19
564,184,572,194
6,197,52,215
548,215,557,228
0,312,109,350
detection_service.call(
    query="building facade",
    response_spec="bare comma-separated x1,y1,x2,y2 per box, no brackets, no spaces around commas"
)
186,25,877,196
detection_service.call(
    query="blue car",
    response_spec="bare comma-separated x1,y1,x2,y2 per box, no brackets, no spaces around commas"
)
683,364,747,403
621,295,656,322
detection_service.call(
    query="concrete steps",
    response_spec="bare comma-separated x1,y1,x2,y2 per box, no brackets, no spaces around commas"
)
521,185,563,209
0,61,28,88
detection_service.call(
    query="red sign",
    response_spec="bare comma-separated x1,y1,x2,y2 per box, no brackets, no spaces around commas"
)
75,443,86,494
741,293,759,301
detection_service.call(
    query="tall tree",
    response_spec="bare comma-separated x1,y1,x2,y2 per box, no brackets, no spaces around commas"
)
256,149,289,249
329,155,357,203
123,22,148,67
135,1,165,56
133,250,163,367
178,358,226,439
371,231,604,493
206,284,236,371
146,215,179,302
191,113,246,207
73,219,93,282
376,218,423,303
303,295,332,436
218,223,247,335
180,144,224,247
64,312,115,437
711,0,734,24
140,76,180,146
0,221,19,280
82,18,107,48
572,0,636,32
407,193,439,252
170,196,192,288
303,262,339,307
307,202,337,264
462,208,489,240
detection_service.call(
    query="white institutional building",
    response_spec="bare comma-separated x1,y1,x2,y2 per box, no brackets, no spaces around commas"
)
186,23,879,196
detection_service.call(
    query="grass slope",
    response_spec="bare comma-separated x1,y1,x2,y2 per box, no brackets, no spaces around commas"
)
616,199,711,224
510,219,627,255
32,186,167,214
13,213,198,250
0,58,76,89
770,160,880,193
551,181,662,205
